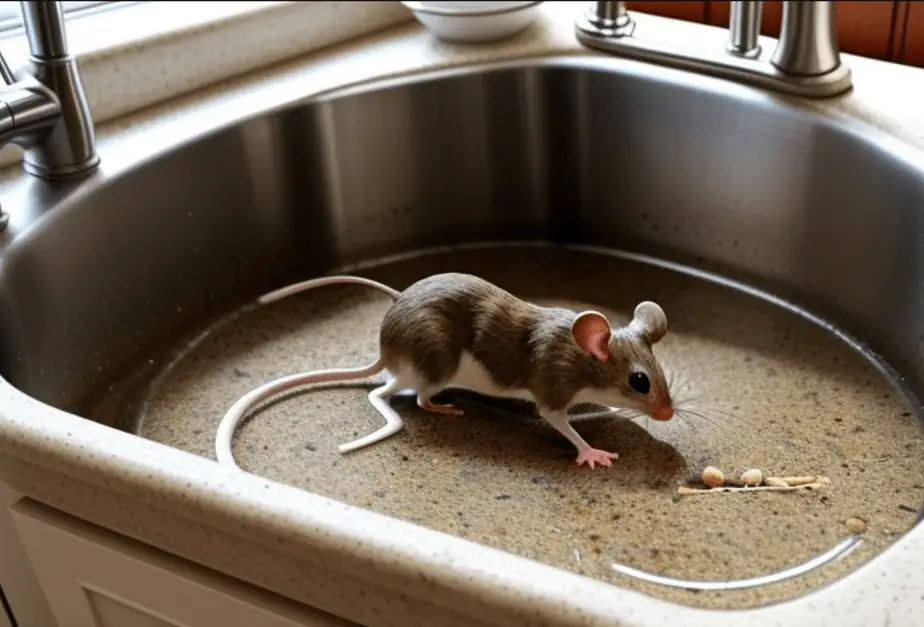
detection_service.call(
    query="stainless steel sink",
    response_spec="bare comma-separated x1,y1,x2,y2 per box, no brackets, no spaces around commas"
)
4,56,924,412
2,55,924,624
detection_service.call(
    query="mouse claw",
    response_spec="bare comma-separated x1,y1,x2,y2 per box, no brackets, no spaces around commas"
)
576,448,619,469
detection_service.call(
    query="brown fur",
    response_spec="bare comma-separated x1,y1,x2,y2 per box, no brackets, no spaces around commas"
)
379,273,670,412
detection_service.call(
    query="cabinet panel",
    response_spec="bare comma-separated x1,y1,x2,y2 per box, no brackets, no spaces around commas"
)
0,480,57,627
84,590,182,627
10,500,358,627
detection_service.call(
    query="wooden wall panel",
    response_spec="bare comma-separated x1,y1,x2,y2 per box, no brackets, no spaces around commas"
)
622,1,917,66
902,1,924,67
625,1,706,22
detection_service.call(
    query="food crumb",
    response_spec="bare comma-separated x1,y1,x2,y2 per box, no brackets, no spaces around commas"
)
845,517,867,533
701,466,725,487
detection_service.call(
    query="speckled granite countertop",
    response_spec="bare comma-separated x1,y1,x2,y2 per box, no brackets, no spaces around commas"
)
3,3,924,626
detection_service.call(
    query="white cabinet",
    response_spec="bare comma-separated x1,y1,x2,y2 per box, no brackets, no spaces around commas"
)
0,480,57,627
10,499,359,627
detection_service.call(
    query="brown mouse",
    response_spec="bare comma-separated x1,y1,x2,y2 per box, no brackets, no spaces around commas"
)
215,272,674,470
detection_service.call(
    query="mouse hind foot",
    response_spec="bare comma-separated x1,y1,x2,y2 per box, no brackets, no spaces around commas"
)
405,373,465,416
417,395,465,416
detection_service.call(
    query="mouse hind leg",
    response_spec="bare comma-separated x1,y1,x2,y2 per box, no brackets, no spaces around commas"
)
413,367,466,417
416,390,464,416
398,358,465,416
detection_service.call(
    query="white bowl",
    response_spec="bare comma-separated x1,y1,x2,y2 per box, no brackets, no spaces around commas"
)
401,1,542,44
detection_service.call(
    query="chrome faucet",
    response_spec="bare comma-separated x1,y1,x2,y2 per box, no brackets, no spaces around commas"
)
576,0,852,98
0,0,100,231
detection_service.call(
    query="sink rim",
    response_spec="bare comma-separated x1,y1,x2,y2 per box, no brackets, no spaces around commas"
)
2,53,924,626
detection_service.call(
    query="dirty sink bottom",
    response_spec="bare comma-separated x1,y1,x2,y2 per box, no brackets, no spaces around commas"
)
85,244,924,610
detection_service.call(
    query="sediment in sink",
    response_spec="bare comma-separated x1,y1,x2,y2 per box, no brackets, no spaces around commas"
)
86,245,924,610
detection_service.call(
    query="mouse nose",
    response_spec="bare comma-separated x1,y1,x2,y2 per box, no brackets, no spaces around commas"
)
651,405,674,421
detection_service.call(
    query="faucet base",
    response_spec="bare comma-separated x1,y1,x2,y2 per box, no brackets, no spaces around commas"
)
22,153,101,180
574,9,853,99
20,54,100,181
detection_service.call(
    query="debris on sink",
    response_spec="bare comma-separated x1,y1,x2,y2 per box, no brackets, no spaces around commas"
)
739,467,764,486
845,517,867,533
701,466,725,487
764,477,790,487
678,465,831,496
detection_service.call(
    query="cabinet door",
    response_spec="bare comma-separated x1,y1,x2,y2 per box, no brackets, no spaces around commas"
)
0,480,57,627
11,499,359,627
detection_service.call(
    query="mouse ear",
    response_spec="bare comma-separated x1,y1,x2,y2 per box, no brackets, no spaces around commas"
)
629,301,668,344
572,310,612,362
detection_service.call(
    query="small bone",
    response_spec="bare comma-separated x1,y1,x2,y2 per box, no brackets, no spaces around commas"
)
677,482,828,495
779,475,829,486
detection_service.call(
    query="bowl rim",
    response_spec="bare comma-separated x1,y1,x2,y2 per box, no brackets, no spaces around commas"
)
400,1,542,17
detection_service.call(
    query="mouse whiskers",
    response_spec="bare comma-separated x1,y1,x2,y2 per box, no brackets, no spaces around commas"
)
666,368,694,398
664,371,754,434
672,398,754,434
569,405,641,422
673,407,727,432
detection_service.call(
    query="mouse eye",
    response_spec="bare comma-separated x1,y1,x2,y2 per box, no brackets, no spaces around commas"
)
628,372,650,395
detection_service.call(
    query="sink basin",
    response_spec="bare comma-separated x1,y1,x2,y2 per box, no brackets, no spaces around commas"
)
2,54,924,625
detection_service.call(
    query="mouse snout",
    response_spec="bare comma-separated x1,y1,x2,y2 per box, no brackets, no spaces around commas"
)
650,403,674,421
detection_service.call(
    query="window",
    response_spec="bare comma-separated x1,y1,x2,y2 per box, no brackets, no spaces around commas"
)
0,0,410,139
0,1,120,35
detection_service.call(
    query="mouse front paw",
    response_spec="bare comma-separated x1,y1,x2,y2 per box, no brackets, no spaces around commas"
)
576,447,619,469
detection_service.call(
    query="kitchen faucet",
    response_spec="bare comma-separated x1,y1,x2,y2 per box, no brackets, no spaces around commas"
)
0,0,99,231
575,0,852,98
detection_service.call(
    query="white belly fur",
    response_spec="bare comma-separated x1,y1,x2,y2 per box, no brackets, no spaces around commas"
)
389,350,536,403
448,353,616,409
446,351,536,402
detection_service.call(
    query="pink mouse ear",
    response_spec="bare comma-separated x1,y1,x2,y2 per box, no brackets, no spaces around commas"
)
572,310,612,362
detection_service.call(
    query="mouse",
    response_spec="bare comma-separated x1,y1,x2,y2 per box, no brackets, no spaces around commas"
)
215,272,675,470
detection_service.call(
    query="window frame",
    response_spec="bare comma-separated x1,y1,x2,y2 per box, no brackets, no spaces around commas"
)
0,1,128,36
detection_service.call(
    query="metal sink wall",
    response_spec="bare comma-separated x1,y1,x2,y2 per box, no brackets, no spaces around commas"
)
1,55,924,427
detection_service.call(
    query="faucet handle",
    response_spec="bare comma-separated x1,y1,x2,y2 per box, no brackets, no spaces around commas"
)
726,1,763,58
585,1,635,37
771,0,842,76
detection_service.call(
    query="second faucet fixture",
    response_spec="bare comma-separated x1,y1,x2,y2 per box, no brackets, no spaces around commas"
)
575,0,852,98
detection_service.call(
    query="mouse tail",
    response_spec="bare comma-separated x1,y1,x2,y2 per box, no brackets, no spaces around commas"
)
215,356,386,469
257,275,401,305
